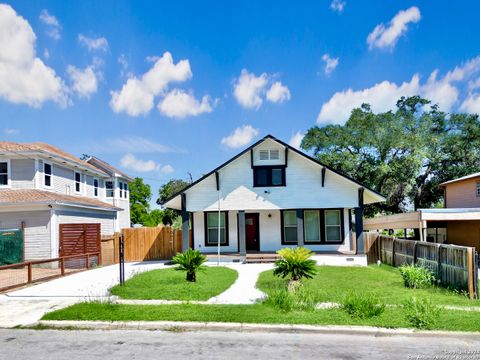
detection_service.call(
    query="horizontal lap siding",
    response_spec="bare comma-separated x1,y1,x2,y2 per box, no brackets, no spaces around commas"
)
11,159,35,189
55,210,115,236
445,179,480,208
0,210,51,260
52,164,75,195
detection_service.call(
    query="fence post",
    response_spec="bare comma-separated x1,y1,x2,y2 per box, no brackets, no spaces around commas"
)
392,238,396,266
27,262,32,283
437,244,442,280
413,240,418,265
86,254,90,270
60,257,65,276
467,248,475,300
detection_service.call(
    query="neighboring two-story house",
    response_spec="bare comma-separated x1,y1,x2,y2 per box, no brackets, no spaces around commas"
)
162,135,386,255
0,142,132,262
364,172,480,250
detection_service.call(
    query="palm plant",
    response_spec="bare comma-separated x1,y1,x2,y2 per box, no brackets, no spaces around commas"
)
172,249,207,282
273,247,317,290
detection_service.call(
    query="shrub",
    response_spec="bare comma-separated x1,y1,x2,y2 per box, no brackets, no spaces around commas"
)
342,292,385,319
399,264,436,289
172,249,207,282
264,286,317,312
273,247,317,290
403,297,440,329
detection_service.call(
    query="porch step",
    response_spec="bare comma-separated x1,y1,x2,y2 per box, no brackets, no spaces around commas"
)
245,254,280,263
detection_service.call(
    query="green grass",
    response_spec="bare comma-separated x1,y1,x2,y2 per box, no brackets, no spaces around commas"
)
257,265,479,307
110,267,238,301
42,302,480,332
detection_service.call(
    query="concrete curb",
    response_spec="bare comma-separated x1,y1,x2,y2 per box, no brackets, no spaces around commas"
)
36,320,480,337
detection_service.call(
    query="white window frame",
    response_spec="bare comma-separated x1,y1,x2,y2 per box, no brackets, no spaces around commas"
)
93,177,99,198
325,209,342,242
43,161,53,189
0,158,11,188
105,180,114,198
282,210,298,244
74,171,82,194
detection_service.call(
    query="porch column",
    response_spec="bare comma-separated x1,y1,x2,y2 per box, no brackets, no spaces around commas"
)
296,209,304,247
181,193,190,251
238,211,246,256
355,188,365,254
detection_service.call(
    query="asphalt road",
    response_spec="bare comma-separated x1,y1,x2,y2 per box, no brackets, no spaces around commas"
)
1,329,480,360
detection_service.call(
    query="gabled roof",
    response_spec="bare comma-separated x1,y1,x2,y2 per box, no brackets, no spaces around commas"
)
0,142,108,176
161,134,386,206
86,156,134,182
439,172,480,187
0,189,121,211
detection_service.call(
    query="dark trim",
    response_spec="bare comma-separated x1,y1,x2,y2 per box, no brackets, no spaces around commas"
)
215,171,220,191
250,149,254,168
160,134,386,206
204,211,229,247
253,165,286,187
285,147,289,167
280,210,299,245
190,212,194,249
321,167,326,187
302,208,345,245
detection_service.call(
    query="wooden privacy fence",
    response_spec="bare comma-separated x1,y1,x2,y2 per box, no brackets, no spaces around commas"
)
364,232,478,299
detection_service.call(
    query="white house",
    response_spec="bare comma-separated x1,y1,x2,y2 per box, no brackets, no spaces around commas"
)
162,135,385,255
0,142,132,263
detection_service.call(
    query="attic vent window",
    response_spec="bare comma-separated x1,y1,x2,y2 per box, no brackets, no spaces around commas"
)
259,149,280,161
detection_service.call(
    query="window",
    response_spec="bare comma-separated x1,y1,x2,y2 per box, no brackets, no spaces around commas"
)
119,182,123,198
304,210,321,243
74,172,81,193
93,178,99,197
106,181,114,198
476,182,480,197
253,166,285,187
258,149,280,161
282,210,297,244
205,212,228,246
259,150,269,160
270,149,279,160
44,162,52,188
325,210,342,242
118,181,128,199
124,183,128,198
0,161,9,187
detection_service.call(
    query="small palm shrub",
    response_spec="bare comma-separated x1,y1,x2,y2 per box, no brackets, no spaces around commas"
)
342,292,385,319
403,297,440,329
264,286,317,312
172,249,207,282
399,264,436,289
273,247,317,290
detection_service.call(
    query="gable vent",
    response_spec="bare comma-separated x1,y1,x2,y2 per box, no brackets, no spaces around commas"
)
259,150,269,160
270,150,279,160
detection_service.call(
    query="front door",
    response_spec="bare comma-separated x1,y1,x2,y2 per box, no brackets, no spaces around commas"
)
245,213,260,251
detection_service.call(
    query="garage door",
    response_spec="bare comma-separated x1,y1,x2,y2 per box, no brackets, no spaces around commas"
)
59,223,100,267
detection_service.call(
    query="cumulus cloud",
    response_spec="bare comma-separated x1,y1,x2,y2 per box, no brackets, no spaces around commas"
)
160,164,174,174
266,81,291,104
330,0,346,13
289,131,304,149
317,56,480,125
78,34,108,52
322,54,339,75
460,93,480,114
120,153,174,174
0,4,68,107
39,9,60,40
67,65,98,98
158,89,213,118
110,52,192,116
233,69,290,109
367,6,421,50
221,125,259,149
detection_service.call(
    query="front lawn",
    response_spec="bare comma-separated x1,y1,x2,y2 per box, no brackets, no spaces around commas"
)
257,265,479,307
42,302,480,332
110,267,238,301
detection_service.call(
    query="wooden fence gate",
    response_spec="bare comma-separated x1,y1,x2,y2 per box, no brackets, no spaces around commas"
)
59,223,101,267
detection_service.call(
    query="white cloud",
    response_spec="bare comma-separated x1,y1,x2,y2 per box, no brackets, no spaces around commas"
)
322,54,339,75
460,93,480,114
233,69,268,109
89,136,175,154
78,34,108,52
39,9,60,40
330,0,346,13
221,125,259,149
266,81,291,104
289,131,304,149
110,52,192,116
120,153,160,172
158,89,213,118
67,65,98,98
160,164,174,174
0,4,68,107
4,128,19,135
317,56,480,125
367,6,421,50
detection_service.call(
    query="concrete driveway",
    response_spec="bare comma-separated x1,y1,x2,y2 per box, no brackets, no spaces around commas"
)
0,261,170,328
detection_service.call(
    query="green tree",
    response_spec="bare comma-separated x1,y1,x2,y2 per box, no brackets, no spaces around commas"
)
141,209,164,227
129,177,152,225
302,96,480,216
157,178,190,225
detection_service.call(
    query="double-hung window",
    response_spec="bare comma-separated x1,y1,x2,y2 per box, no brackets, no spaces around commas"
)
93,178,99,197
304,210,321,243
205,212,228,246
325,210,342,242
74,172,81,193
0,161,9,187
44,162,52,188
105,181,114,198
253,166,285,187
282,210,297,244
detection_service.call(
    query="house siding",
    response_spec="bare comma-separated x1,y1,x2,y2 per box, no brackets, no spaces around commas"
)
55,209,116,236
0,210,51,260
446,220,480,249
52,163,75,195
444,178,480,208
11,159,35,189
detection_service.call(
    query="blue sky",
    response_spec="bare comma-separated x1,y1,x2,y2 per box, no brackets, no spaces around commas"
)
1,1,480,207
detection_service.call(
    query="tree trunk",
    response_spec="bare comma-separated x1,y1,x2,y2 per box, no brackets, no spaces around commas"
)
186,271,196,282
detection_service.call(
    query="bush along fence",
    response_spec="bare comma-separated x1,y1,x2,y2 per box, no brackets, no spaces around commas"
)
364,233,479,299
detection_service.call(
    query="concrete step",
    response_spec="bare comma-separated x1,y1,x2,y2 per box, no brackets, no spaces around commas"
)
245,254,280,263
